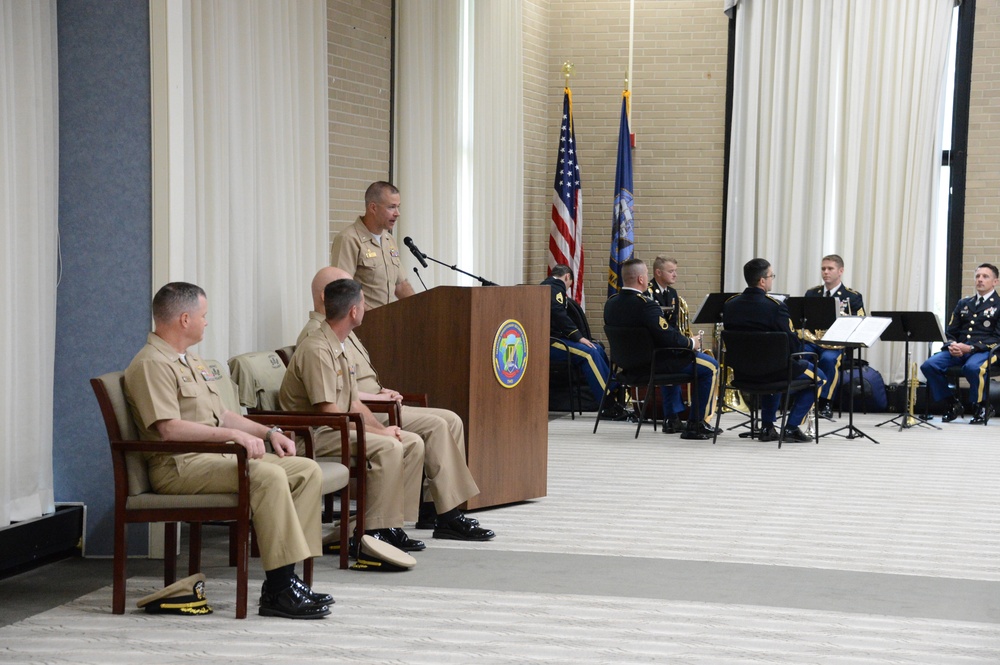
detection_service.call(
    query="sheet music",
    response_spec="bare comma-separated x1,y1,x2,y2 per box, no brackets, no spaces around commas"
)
821,316,892,347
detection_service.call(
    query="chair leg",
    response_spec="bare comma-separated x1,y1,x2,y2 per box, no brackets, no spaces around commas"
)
112,519,127,614
339,488,350,570
164,522,178,586
188,522,202,576
234,518,249,620
303,556,313,587
593,381,614,433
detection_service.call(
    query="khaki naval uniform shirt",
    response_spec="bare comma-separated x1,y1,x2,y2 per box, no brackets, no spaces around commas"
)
330,216,402,309
123,332,321,569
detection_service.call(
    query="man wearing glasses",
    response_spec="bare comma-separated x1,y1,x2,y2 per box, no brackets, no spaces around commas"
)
722,258,826,442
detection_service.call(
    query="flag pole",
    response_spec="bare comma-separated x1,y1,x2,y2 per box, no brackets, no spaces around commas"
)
627,0,634,93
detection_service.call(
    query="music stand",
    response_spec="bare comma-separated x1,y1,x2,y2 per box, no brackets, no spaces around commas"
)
871,311,946,431
785,297,839,335
817,316,891,444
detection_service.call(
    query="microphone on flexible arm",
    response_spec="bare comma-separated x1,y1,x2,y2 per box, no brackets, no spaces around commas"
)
403,236,429,268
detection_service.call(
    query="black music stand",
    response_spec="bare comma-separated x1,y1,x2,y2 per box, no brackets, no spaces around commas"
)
785,297,839,337
872,311,946,431
817,316,891,444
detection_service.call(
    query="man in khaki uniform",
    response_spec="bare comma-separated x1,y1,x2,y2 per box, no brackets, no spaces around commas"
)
279,279,428,552
299,268,494,541
331,181,415,309
123,282,331,620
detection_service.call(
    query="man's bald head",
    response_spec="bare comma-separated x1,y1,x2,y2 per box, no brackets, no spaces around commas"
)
311,266,353,311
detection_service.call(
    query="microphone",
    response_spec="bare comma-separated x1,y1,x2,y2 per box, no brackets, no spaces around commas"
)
403,236,429,268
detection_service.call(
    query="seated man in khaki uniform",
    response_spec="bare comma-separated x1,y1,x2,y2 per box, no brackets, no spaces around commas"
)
123,282,331,620
279,279,428,552
330,181,415,309
299,268,494,541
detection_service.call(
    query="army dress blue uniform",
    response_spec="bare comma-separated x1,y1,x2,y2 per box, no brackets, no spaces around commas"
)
604,289,719,424
803,284,866,403
920,290,1000,407
722,287,826,429
542,276,612,404
647,280,687,421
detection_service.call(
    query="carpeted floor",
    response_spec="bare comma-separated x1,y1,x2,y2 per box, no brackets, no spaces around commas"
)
1,411,999,664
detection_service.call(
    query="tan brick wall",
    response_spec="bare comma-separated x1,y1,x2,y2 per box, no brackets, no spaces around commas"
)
328,0,392,239
523,0,551,281
526,0,729,332
966,1,1000,277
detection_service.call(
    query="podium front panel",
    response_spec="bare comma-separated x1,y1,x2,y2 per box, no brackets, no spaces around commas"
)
358,285,549,509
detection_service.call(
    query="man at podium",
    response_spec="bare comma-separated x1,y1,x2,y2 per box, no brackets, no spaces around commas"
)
920,262,1000,424
331,181,415,309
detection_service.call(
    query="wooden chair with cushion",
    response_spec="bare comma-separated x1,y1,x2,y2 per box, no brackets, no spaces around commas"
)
228,351,364,568
91,371,252,618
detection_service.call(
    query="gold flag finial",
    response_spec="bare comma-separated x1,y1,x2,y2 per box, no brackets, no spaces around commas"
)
562,62,575,82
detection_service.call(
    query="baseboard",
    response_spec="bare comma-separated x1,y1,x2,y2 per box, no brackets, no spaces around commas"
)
0,503,85,579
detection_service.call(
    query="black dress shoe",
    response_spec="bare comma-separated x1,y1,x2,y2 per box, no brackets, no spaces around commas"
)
600,402,632,421
757,424,778,441
680,423,712,440
367,528,426,552
817,401,834,420
661,417,685,434
433,513,496,541
970,403,995,425
260,576,334,606
259,582,330,619
781,426,813,443
416,513,478,530
942,399,965,423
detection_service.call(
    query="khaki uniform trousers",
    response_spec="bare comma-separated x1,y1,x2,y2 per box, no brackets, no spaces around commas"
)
148,453,322,571
374,405,480,514
313,426,424,530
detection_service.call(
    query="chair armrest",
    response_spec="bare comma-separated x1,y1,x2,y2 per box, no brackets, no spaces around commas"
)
400,393,427,408
244,412,356,471
361,400,401,428
650,347,696,366
109,439,249,505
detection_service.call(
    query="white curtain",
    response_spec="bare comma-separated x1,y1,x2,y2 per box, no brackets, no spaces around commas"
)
396,0,523,290
167,0,328,357
726,0,955,382
0,0,58,526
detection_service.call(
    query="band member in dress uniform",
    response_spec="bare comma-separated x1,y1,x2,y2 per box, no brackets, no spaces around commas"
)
646,256,686,433
542,265,613,409
920,263,1000,424
604,258,719,440
802,254,866,419
723,259,827,442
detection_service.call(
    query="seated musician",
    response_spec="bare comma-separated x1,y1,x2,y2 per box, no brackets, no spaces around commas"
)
604,258,719,440
802,254,866,419
723,259,826,442
646,256,689,434
542,265,622,418
920,263,1000,424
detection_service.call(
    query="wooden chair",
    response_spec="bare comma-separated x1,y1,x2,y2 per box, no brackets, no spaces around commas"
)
228,351,366,568
716,331,820,448
596,325,697,438
90,372,252,618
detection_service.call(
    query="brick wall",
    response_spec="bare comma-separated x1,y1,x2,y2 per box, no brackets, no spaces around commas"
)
528,0,729,330
327,0,392,239
966,0,1000,277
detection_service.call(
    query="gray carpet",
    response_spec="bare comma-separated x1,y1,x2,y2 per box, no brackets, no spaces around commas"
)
1,412,999,663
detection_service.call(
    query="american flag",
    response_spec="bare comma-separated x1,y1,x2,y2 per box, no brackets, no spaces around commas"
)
609,90,634,296
549,87,585,306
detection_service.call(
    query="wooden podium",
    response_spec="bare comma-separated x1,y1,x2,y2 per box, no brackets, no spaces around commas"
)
357,285,549,509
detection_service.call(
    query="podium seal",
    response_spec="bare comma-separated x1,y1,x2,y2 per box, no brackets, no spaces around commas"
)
492,319,528,388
